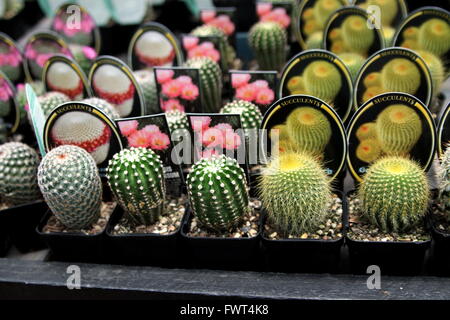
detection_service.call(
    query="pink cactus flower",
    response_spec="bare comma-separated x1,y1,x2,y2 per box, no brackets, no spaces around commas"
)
252,80,269,89
142,124,160,135
180,83,199,101
118,120,139,137
236,83,257,102
201,10,216,23
202,127,224,148
214,123,233,132
231,73,251,89
201,148,220,159
82,46,97,60
191,116,211,132
182,36,199,50
149,131,170,150
128,130,152,148
199,41,215,51
175,75,192,85
223,131,242,150
162,99,185,112
156,69,175,84
162,79,182,98
255,87,275,105
257,3,273,17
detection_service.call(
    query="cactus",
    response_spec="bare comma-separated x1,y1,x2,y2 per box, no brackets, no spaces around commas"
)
403,26,419,40
0,142,41,205
38,145,101,229
338,52,365,81
418,18,450,57
286,107,332,156
107,147,166,226
186,57,222,113
37,91,70,119
438,146,450,213
356,122,377,141
249,22,287,71
287,76,305,94
383,26,396,47
415,50,445,96
259,151,332,235
375,104,422,155
341,15,374,55
166,110,189,132
380,58,421,95
313,0,341,28
220,100,263,136
367,0,398,26
330,40,346,54
356,138,381,163
187,155,249,231
363,72,381,88
358,156,429,232
82,97,120,120
133,70,159,115
303,20,320,37
303,60,342,103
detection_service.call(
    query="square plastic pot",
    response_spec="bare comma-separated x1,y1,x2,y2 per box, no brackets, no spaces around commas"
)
261,191,346,273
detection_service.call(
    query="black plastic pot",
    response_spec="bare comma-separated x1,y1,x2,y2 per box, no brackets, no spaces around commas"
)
345,192,431,276
180,210,263,271
36,207,116,263
261,192,346,273
0,200,48,253
0,209,11,257
104,206,185,267
429,216,450,276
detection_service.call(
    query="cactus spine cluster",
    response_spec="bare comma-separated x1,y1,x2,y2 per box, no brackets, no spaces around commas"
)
220,100,263,136
248,22,287,71
165,109,189,133
82,97,120,120
187,155,249,231
37,91,70,119
259,151,332,235
107,147,165,226
417,18,450,57
186,57,222,113
286,107,332,156
376,104,422,155
380,58,421,95
358,156,429,232
0,142,41,205
341,15,375,55
38,145,102,229
438,146,450,213
303,60,342,104
133,69,159,115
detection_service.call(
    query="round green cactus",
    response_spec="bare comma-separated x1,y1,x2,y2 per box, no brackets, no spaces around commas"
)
313,0,342,28
286,107,332,156
165,110,189,133
0,142,41,205
380,58,421,95
38,91,70,119
187,155,249,231
186,57,222,113
363,71,381,88
133,69,159,115
415,50,445,96
303,60,342,104
82,97,120,120
287,76,305,94
358,156,430,232
438,146,450,213
338,52,365,81
107,147,165,226
417,18,450,57
259,151,332,235
38,145,102,229
341,15,374,55
376,104,422,155
249,21,287,71
220,100,263,137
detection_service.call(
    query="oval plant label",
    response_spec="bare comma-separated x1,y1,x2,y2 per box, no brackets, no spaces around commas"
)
346,92,436,182
279,49,353,122
261,95,347,181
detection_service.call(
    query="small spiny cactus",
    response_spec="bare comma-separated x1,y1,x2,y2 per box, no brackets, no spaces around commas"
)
417,18,450,57
356,138,382,163
438,146,450,214
363,72,381,88
220,100,263,137
356,122,377,141
380,58,421,95
37,91,70,119
303,60,342,104
287,76,306,94
249,22,287,71
166,110,189,133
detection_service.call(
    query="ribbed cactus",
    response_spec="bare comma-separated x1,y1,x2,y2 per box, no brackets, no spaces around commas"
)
358,156,430,232
303,60,342,104
338,52,365,81
134,69,159,115
0,142,41,205
356,138,381,163
376,104,422,155
356,122,377,141
187,155,249,231
417,18,450,57
270,124,290,141
37,91,70,119
186,57,222,113
314,0,341,28
249,22,287,71
220,100,262,136
286,107,332,156
341,15,374,55
82,97,120,120
380,58,421,95
38,145,102,229
107,147,165,226
166,110,189,132
362,86,383,103
259,151,332,235
415,50,445,96
438,146,450,213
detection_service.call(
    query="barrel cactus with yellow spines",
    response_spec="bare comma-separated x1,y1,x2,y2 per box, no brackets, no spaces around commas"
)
249,21,287,71
187,155,250,231
341,15,375,55
358,156,430,232
338,52,365,81
375,104,422,155
356,122,377,141
417,18,450,57
303,60,342,104
438,146,450,213
259,151,332,235
286,107,332,156
380,58,421,95
356,138,382,163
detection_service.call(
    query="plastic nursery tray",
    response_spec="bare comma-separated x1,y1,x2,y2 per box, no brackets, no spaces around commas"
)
104,205,187,267
36,207,118,263
345,191,431,276
429,215,450,276
0,200,48,253
261,191,346,274
180,209,264,271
